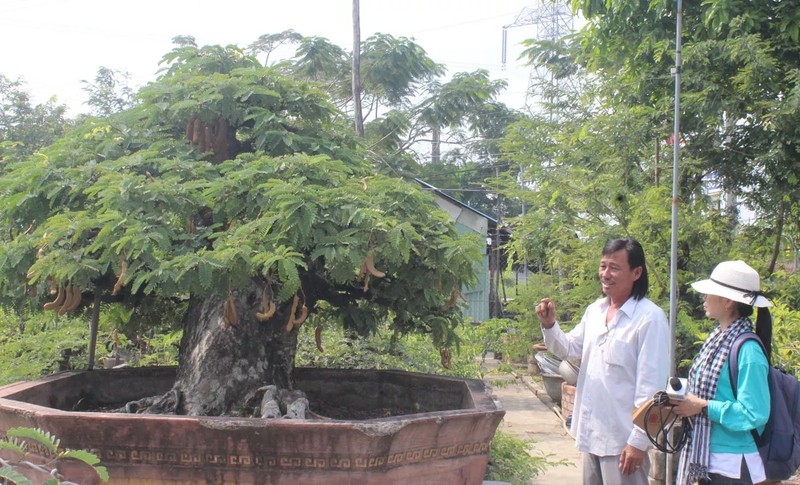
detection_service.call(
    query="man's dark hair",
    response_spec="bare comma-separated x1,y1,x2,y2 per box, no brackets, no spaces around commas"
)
602,238,649,300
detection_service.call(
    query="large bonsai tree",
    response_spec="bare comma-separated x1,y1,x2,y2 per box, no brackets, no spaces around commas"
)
0,44,481,417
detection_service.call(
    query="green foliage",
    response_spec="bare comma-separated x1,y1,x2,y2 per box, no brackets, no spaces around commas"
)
501,0,800,366
81,66,135,117
0,427,108,483
770,303,800,376
770,270,800,309
0,75,70,160
0,309,90,385
0,43,484,357
0,303,181,386
485,429,567,484
295,316,483,379
472,317,539,365
359,33,445,107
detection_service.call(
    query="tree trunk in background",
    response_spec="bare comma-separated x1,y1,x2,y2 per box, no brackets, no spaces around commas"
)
352,0,364,136
768,200,785,276
431,126,441,163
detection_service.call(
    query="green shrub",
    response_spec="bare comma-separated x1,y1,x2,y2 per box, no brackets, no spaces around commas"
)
0,309,90,385
771,302,800,376
485,429,567,484
295,316,483,379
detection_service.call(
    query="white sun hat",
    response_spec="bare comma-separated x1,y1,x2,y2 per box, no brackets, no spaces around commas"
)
691,260,772,307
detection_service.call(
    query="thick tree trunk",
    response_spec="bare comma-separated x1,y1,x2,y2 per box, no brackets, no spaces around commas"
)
133,282,304,417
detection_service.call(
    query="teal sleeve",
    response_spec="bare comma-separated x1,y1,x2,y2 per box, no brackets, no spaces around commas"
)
706,340,770,433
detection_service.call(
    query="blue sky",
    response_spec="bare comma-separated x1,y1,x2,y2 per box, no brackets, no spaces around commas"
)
0,0,555,115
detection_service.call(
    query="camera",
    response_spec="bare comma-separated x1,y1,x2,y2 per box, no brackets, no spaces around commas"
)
665,377,688,401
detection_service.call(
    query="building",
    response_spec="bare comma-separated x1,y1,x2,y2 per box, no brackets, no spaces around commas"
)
417,179,509,322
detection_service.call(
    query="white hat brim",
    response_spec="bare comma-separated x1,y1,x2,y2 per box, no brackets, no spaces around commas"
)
691,279,772,307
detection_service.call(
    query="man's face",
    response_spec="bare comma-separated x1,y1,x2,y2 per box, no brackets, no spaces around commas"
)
598,249,642,302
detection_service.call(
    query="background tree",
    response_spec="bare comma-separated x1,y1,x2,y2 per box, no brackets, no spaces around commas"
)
496,0,800,368
0,44,482,417
0,75,69,160
563,0,800,272
81,66,135,117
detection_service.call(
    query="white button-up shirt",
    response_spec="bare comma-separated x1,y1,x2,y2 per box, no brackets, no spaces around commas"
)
543,296,669,456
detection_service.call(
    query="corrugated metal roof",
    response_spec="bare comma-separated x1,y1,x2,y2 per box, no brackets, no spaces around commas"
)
415,178,498,223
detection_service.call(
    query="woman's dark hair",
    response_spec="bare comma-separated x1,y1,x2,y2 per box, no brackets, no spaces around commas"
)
737,302,773,364
602,238,649,300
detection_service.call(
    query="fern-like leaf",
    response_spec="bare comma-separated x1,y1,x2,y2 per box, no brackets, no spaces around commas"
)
0,467,33,485
0,439,26,455
6,427,58,454
60,448,100,466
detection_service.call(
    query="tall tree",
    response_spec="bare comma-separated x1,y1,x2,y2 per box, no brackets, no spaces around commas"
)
0,44,481,417
0,75,69,160
564,0,800,273
81,66,135,117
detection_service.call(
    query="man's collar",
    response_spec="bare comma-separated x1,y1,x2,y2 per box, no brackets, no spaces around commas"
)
599,294,639,317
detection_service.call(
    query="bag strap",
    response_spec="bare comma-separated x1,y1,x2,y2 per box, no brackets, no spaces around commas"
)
728,331,767,444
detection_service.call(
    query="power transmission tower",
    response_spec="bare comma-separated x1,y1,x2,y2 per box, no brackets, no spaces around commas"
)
502,1,575,113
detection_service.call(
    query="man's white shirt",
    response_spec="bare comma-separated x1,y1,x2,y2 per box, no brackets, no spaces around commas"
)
542,296,669,456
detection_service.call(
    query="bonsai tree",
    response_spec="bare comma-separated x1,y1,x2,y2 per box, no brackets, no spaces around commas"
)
0,44,481,417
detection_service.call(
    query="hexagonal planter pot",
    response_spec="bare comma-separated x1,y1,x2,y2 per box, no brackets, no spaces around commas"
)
0,366,504,484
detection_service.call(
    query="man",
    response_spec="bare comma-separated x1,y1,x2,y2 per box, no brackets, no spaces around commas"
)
535,238,669,485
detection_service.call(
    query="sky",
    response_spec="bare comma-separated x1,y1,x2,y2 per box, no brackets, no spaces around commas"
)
0,0,568,116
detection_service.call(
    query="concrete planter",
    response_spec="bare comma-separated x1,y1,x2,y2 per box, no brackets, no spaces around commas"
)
0,366,504,484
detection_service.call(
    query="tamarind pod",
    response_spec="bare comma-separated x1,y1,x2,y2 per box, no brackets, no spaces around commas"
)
256,290,272,322
222,298,232,327
365,251,385,278
43,286,65,311
256,299,277,321
49,278,57,295
315,324,323,353
191,117,202,145
112,259,128,296
186,115,197,142
226,294,238,326
37,245,47,259
265,300,276,318
285,294,300,332
441,286,460,311
200,126,212,153
58,285,75,316
65,285,82,313
293,305,308,328
26,270,36,281
261,290,269,311
359,178,368,190
362,273,370,293
440,348,452,369
358,260,367,278
213,118,228,162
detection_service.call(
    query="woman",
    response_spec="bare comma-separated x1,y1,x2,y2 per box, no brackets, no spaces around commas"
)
674,260,772,485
